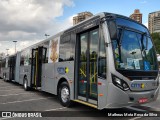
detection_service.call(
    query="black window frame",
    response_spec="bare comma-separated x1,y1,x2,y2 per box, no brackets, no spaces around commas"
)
98,26,107,79
59,33,75,62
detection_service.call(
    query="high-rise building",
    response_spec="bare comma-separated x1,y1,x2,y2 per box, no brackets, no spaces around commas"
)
149,11,160,33
73,12,93,25
130,9,142,23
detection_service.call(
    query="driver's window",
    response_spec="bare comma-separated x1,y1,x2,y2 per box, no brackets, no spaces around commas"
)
98,29,107,79
112,40,120,68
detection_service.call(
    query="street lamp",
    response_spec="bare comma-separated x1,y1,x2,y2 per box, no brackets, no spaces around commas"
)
6,49,9,56
45,34,50,38
13,41,17,53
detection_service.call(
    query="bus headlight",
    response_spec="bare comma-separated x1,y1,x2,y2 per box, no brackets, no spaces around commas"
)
112,75,130,91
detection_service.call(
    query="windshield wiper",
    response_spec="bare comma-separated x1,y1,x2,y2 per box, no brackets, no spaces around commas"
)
146,34,148,50
141,32,148,50
141,32,148,59
115,27,125,63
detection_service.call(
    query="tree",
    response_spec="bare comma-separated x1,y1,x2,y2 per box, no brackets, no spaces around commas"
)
151,33,160,54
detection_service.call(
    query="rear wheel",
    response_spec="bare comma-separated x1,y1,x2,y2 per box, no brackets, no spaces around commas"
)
3,73,7,82
23,77,29,91
58,82,72,107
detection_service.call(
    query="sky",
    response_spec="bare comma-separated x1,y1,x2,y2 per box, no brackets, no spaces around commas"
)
0,0,160,55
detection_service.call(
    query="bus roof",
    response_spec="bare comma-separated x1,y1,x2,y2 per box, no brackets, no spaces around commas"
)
104,12,148,30
7,12,148,55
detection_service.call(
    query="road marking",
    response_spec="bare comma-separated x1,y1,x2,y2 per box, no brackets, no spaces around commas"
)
44,107,67,111
142,105,160,111
0,93,34,97
0,97,52,105
0,86,16,88
0,89,22,91
129,117,141,120
0,117,12,120
126,106,147,112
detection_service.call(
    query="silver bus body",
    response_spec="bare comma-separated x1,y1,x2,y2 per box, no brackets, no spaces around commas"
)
0,12,159,109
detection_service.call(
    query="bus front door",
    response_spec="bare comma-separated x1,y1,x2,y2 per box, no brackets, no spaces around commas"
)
78,28,99,105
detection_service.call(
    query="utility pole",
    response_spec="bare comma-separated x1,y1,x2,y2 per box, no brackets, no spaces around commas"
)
6,49,9,56
13,41,17,53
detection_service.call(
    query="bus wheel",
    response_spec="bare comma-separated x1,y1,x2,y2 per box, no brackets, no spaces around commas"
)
23,77,29,91
58,82,72,107
3,74,6,82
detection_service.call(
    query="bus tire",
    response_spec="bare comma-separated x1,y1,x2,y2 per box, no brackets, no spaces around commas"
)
3,73,6,82
3,78,6,82
58,82,72,107
23,77,29,91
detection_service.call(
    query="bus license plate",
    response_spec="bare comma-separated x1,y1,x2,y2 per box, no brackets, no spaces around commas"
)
138,98,148,103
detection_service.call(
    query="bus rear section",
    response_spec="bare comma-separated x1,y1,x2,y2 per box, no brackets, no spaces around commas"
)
0,60,3,79
1,57,9,81
1,55,17,81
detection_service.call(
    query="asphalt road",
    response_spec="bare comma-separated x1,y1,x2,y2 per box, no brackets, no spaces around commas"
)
0,79,159,120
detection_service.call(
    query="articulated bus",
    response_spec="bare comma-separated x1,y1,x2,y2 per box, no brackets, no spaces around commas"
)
0,12,159,109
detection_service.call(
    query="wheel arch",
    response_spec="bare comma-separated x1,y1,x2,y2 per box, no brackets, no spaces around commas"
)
57,77,69,95
23,74,27,81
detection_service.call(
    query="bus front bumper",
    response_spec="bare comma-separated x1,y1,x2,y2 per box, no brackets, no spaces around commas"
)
105,83,159,109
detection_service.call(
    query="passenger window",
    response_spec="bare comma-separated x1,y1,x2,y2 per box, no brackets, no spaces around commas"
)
42,48,47,63
20,56,24,66
39,41,49,63
59,34,75,62
112,40,120,68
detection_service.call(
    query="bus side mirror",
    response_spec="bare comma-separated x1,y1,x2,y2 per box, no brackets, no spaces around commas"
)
108,21,118,40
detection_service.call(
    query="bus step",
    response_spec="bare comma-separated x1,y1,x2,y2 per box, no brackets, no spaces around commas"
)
73,99,97,109
36,87,41,90
33,87,41,90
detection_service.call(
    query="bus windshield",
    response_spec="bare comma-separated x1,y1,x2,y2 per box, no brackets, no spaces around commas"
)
112,28,158,71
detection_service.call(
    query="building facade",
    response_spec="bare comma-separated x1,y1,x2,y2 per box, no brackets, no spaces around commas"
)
149,11,160,33
130,9,142,23
73,12,93,25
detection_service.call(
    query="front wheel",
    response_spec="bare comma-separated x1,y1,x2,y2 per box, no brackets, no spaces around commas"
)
58,82,72,107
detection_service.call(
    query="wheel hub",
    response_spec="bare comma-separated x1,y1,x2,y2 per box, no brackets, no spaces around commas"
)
61,87,69,103
24,80,27,89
